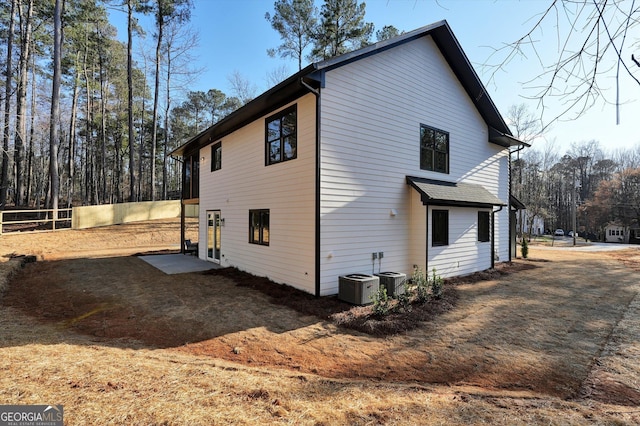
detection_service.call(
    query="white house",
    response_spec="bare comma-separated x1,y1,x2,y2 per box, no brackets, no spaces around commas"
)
518,210,545,236
173,21,525,296
604,222,640,244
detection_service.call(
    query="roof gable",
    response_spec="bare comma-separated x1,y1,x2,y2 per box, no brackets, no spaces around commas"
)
173,20,521,157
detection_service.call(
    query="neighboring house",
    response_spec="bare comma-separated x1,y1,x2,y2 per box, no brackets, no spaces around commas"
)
605,223,627,243
605,222,640,244
173,21,526,296
518,210,544,236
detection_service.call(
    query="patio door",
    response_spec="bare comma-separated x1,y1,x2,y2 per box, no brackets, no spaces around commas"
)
206,210,221,263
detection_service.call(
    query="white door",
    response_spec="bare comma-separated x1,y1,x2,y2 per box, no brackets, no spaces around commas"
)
206,210,221,263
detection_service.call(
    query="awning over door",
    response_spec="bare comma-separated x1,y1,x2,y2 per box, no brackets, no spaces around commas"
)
406,176,506,208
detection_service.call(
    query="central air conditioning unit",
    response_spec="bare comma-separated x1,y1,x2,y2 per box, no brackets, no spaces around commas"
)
375,272,406,297
338,274,379,305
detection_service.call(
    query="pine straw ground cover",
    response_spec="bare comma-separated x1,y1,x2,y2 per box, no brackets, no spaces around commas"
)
1,223,640,424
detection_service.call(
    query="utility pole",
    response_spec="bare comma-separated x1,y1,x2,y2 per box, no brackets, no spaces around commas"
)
572,168,577,246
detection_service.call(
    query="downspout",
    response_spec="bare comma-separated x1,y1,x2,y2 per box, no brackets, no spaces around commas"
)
508,143,526,261
425,204,429,275
301,78,322,297
173,156,186,254
491,205,504,269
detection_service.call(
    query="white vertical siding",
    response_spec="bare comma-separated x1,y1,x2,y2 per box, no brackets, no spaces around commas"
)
198,94,316,294
319,35,510,294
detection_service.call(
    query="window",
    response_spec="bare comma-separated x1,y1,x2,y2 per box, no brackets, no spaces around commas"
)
182,153,199,199
478,211,490,242
249,209,269,246
432,209,449,246
266,105,297,165
211,142,221,172
420,125,449,173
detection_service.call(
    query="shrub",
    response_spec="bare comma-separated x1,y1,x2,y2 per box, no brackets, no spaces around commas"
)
521,237,529,259
395,287,412,313
411,266,430,303
371,286,391,316
430,268,444,299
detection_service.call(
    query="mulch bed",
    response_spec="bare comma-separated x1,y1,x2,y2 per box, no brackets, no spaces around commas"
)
204,261,536,337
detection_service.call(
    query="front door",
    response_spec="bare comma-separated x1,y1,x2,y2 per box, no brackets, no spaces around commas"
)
206,210,221,263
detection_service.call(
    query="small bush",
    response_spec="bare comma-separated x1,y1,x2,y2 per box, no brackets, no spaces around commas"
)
395,287,412,313
521,237,529,259
371,286,391,316
430,268,444,299
411,267,430,303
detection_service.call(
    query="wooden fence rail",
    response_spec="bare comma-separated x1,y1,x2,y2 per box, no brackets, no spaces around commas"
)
0,208,73,235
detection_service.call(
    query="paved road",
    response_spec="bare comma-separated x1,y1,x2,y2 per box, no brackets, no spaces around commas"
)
530,237,640,252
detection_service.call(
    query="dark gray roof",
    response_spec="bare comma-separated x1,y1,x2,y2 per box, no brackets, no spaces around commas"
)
510,194,526,210
173,20,524,158
406,176,506,208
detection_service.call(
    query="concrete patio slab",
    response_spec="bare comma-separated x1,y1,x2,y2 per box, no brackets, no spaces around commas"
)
139,253,220,274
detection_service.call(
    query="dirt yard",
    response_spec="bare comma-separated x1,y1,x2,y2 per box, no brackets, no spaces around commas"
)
1,220,640,425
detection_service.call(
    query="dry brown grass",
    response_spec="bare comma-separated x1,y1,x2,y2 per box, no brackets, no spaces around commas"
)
1,221,639,425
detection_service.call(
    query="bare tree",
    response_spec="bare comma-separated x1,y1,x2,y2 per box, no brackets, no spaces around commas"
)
126,0,138,201
150,0,191,201
227,70,258,105
1,0,17,208
506,104,543,145
161,22,201,199
49,0,62,211
14,0,34,206
265,64,291,87
485,1,640,128
507,103,544,237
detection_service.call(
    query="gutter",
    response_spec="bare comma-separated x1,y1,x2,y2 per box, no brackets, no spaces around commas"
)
300,77,322,298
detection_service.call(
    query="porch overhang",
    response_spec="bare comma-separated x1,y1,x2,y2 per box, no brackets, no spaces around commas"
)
406,176,506,208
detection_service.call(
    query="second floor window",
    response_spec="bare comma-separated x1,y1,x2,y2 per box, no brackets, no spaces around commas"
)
182,153,199,199
211,142,222,172
266,105,297,165
420,124,449,174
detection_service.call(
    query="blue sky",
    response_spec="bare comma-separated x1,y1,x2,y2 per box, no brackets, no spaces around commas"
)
110,0,640,153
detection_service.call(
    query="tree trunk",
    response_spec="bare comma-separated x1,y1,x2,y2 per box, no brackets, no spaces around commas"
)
67,51,80,208
1,0,16,209
127,0,137,202
49,0,62,211
138,89,145,200
98,54,107,204
83,36,93,204
151,17,163,201
25,54,36,206
14,0,33,207
162,46,172,200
